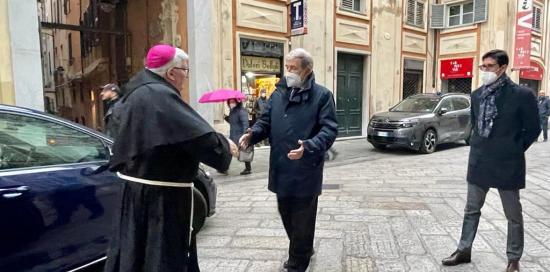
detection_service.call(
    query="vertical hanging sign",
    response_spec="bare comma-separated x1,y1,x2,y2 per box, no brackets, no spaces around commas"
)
513,0,533,70
290,0,308,36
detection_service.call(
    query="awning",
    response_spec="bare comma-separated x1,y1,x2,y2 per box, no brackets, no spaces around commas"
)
440,58,474,79
519,61,544,80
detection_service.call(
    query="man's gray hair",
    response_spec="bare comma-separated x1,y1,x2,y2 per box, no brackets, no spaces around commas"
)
147,48,189,76
286,48,314,71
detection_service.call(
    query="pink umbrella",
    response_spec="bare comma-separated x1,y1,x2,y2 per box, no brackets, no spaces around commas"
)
198,89,246,103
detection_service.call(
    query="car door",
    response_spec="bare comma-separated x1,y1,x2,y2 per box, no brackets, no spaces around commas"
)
435,98,458,143
451,96,472,140
0,111,119,271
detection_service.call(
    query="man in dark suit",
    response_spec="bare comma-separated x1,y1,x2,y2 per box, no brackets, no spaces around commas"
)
442,50,540,272
538,90,550,141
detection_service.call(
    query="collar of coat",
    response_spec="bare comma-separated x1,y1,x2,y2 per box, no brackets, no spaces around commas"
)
276,72,315,103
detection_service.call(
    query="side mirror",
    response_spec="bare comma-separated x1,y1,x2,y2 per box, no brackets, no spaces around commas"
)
438,107,449,115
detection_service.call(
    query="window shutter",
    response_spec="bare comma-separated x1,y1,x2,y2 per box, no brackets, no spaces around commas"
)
406,0,416,25
534,7,542,31
430,4,445,29
473,0,487,23
416,2,425,27
341,0,353,10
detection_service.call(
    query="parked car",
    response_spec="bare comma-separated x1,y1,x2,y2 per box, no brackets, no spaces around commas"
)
0,104,216,271
367,93,471,153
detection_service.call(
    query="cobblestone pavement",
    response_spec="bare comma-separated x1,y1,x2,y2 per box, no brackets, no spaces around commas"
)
198,138,550,272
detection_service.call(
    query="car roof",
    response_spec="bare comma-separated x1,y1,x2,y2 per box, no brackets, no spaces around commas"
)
407,92,470,99
0,104,112,143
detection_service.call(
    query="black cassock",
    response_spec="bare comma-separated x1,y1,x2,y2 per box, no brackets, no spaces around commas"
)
104,70,231,272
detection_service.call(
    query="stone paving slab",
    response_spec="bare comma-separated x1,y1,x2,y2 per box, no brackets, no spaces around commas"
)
198,139,550,271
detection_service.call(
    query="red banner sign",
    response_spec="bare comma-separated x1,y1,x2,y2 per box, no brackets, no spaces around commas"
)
440,58,474,79
520,61,544,80
513,0,533,70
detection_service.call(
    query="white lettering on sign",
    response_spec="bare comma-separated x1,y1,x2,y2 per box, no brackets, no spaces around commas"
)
293,1,302,21
518,13,533,28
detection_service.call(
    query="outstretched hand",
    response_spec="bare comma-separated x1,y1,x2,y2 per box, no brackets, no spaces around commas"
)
287,140,304,160
239,128,252,149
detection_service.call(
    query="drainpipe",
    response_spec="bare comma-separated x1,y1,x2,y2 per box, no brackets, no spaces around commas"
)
431,0,439,92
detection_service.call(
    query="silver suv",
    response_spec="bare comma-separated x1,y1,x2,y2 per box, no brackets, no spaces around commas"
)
367,93,471,153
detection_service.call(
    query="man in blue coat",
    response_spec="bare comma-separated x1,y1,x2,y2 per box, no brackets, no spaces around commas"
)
240,48,338,272
538,90,550,141
442,50,540,272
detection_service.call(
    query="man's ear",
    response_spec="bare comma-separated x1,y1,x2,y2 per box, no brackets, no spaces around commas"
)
166,68,176,81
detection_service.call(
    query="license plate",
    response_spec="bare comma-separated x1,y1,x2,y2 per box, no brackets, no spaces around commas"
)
377,131,390,137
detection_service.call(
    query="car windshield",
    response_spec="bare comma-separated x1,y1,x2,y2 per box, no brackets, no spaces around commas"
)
390,97,440,113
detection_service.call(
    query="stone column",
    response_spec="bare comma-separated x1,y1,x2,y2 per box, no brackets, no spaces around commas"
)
5,0,44,110
187,0,215,123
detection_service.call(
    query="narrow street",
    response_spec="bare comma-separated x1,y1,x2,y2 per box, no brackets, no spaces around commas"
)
199,138,550,272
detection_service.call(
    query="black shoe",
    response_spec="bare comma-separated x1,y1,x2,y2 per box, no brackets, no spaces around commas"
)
240,169,251,175
217,170,228,175
284,250,315,269
506,260,520,272
442,250,471,266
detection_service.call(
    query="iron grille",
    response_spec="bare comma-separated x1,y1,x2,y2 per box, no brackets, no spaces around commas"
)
447,78,472,94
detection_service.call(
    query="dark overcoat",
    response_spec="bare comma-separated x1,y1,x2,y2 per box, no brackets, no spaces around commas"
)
250,73,338,197
467,78,540,190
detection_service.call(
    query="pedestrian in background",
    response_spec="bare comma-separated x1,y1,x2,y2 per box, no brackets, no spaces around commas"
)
538,90,550,142
100,83,122,138
225,98,252,175
104,44,237,272
442,49,540,272
240,48,338,272
253,89,269,146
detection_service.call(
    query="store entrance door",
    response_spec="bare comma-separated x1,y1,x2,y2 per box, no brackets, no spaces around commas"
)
336,53,364,137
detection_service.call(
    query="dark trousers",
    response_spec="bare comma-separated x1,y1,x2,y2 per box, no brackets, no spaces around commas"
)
244,162,251,170
277,196,318,271
541,116,548,140
457,183,524,261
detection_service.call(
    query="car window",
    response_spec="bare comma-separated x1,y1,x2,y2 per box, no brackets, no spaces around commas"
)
452,97,470,110
0,113,108,170
438,99,454,111
390,97,441,113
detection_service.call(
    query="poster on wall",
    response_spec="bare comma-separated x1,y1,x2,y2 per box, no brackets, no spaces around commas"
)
255,78,279,97
290,0,308,36
513,0,533,70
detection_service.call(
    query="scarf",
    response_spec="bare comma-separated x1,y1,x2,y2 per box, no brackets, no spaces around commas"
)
477,74,509,138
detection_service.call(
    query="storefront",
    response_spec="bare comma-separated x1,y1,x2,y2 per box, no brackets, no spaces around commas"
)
440,58,474,94
239,38,285,115
519,61,544,95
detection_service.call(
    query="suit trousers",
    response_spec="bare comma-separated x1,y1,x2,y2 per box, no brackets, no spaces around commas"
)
277,196,318,271
457,183,524,261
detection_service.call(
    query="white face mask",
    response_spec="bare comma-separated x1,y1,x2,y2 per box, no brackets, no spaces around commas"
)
285,72,302,88
229,103,236,109
480,70,498,86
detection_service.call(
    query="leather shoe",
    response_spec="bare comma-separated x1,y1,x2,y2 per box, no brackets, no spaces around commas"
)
506,261,520,272
442,250,471,266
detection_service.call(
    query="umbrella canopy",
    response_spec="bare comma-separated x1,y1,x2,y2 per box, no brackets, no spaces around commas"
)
198,89,246,103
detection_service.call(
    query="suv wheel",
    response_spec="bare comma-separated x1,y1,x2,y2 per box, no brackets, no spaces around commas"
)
419,129,437,154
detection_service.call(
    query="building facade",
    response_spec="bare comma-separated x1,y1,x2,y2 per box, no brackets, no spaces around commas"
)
4,0,550,138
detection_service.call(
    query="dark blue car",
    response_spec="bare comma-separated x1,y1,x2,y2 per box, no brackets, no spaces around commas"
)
0,104,217,271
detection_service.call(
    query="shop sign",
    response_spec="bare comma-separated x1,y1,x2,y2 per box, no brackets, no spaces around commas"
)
241,56,281,73
290,0,308,36
513,0,533,70
520,61,544,80
240,38,284,58
440,58,474,79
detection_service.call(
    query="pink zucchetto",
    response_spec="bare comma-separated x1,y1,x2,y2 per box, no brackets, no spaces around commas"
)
146,44,176,69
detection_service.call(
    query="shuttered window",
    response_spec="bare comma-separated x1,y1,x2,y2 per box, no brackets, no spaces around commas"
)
430,0,487,29
341,0,363,13
406,0,425,28
533,5,542,32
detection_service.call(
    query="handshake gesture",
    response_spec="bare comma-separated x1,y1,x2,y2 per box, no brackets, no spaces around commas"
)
239,129,304,160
